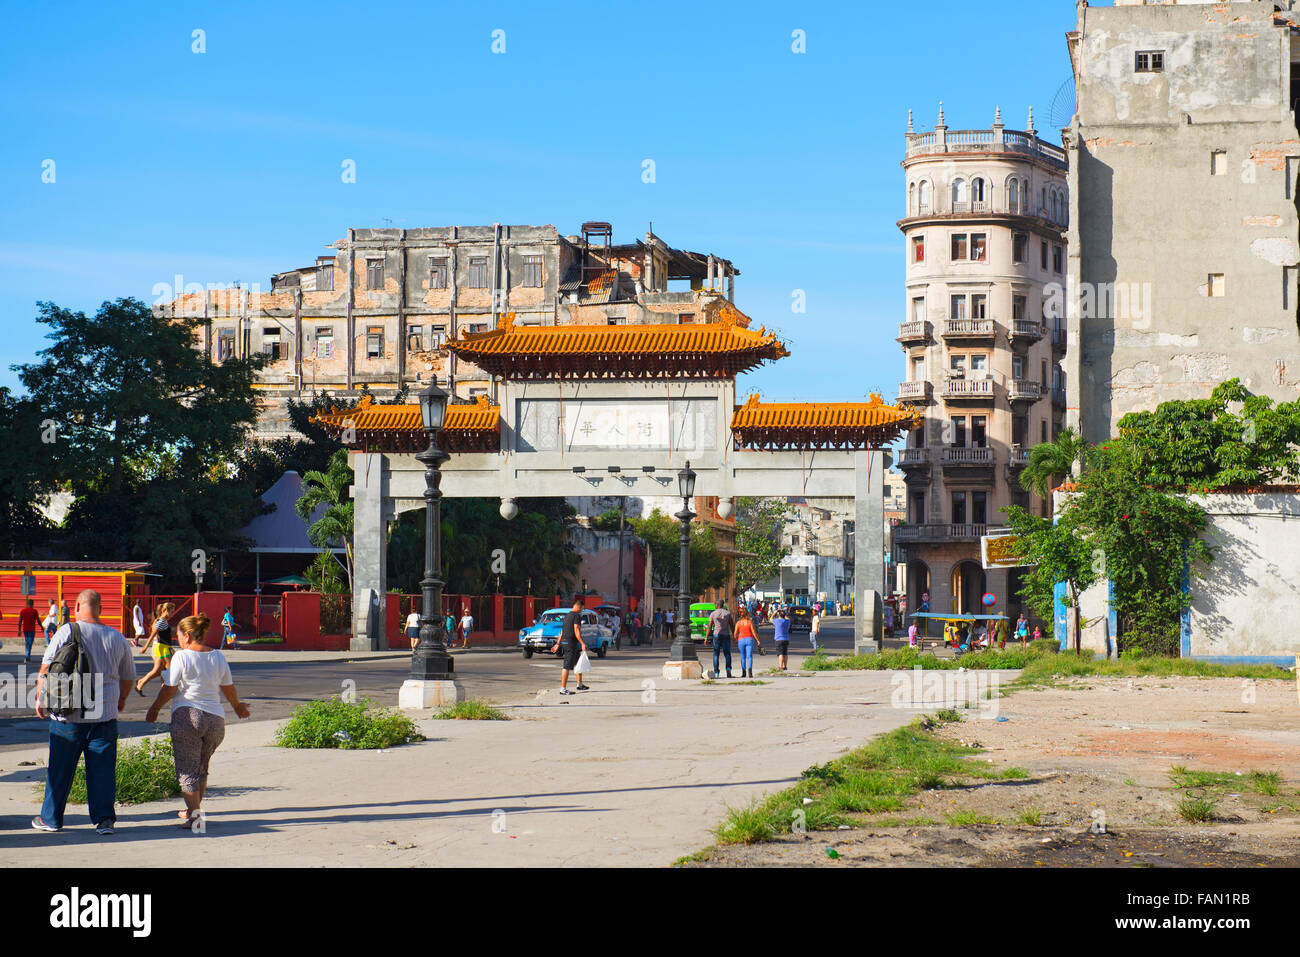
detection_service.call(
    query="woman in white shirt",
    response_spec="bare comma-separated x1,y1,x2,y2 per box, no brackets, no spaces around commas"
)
145,613,250,828
405,610,421,648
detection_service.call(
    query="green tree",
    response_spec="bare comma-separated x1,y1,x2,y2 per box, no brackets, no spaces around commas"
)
0,386,56,557
295,449,355,593
733,496,790,595
628,509,727,597
385,498,581,597
1116,378,1300,489
12,298,266,583
238,391,346,495
1019,426,1088,499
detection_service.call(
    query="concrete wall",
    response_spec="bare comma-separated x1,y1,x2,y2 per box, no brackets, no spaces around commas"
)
1066,0,1300,443
1054,489,1300,664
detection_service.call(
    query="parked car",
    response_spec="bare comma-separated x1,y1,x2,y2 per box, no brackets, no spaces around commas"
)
518,607,615,658
788,605,813,634
595,604,623,648
689,602,716,643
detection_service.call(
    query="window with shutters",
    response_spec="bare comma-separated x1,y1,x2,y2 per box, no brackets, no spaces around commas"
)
428,257,448,289
366,326,384,359
365,258,384,290
468,257,489,288
521,255,543,287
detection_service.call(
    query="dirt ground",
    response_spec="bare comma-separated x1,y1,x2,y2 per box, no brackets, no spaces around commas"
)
690,674,1300,867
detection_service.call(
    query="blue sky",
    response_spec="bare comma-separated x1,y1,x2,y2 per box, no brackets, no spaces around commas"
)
0,0,1080,402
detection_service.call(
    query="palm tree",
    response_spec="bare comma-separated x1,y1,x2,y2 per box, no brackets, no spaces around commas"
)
295,449,355,593
1020,427,1088,501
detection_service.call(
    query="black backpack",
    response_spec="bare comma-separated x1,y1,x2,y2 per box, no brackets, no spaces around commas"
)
43,622,94,719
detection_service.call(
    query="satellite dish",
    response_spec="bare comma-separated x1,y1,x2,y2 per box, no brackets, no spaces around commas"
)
1047,75,1077,130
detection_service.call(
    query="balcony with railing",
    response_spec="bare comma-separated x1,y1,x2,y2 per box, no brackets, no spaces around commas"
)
897,380,932,404
1009,448,1031,469
898,448,932,469
1008,380,1041,402
941,446,994,466
897,320,932,344
942,318,996,340
1009,320,1044,341
905,127,1068,169
941,378,994,401
895,523,1007,544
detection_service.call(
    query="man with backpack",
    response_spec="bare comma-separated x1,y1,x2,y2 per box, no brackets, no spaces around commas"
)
707,598,735,678
32,590,138,835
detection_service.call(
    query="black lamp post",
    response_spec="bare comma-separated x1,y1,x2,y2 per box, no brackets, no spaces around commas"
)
669,461,700,665
411,378,453,680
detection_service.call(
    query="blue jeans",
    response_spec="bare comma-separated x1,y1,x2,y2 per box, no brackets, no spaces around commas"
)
42,719,118,828
23,631,35,659
810,631,819,652
712,635,732,674
737,638,755,671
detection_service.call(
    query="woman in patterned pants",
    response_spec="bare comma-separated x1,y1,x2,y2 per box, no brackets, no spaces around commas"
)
146,613,251,828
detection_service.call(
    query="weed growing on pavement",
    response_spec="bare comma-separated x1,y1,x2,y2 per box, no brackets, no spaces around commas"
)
1177,795,1218,823
712,717,1013,846
935,708,963,723
431,699,509,721
946,811,1001,827
49,737,181,805
275,696,424,749
1018,807,1043,826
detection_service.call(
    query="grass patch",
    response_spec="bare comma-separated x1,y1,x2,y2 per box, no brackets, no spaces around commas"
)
671,847,717,866
700,679,771,686
1001,767,1030,780
1016,652,1291,689
803,645,1048,672
46,737,182,805
1177,795,1218,823
945,811,1001,827
275,696,424,749
710,719,1008,846
1018,807,1043,826
431,699,509,721
1169,765,1283,796
715,803,776,845
934,708,963,723
1249,771,1281,796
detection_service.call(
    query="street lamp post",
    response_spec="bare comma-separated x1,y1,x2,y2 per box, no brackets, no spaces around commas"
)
664,461,702,678
400,379,464,708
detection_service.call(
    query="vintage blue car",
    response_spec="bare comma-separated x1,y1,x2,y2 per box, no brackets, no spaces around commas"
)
518,607,614,659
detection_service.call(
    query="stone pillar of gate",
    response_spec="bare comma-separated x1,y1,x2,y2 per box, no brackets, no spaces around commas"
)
350,451,389,652
854,450,885,654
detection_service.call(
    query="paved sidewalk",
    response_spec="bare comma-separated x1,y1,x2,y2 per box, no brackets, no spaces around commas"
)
0,666,947,867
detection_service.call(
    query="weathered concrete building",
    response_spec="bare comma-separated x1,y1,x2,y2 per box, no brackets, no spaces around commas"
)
1065,0,1300,442
160,223,740,439
896,106,1068,620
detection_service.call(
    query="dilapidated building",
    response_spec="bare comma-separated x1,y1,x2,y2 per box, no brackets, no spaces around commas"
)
1064,0,1300,442
160,223,741,439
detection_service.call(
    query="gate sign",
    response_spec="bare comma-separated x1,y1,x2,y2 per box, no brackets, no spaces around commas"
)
20,574,36,596
981,533,1028,570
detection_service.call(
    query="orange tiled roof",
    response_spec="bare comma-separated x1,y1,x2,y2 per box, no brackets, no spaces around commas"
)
445,312,788,379
730,393,919,450
310,395,499,451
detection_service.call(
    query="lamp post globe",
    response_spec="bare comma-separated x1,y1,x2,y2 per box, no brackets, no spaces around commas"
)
411,377,453,681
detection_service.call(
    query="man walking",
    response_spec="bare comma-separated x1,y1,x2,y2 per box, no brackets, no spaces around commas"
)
17,598,41,663
707,599,735,678
32,590,137,835
550,596,588,696
664,607,675,641
459,608,474,650
809,608,822,654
